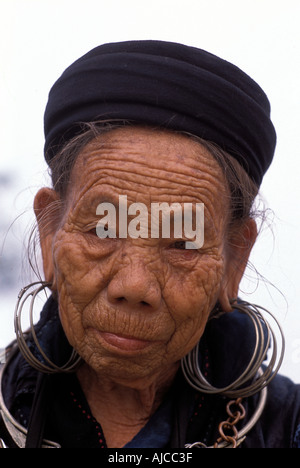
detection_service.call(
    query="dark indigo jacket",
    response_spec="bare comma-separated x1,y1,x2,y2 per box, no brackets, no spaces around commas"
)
1,296,300,448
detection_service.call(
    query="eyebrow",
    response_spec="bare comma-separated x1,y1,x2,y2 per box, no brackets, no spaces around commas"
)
75,191,121,210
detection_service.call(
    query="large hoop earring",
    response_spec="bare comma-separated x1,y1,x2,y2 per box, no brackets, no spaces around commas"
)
181,299,285,398
14,281,83,374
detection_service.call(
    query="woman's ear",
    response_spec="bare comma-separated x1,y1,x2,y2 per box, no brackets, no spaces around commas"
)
218,218,258,312
33,188,61,289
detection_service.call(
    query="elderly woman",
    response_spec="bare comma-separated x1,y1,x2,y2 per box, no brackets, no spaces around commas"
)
0,40,299,449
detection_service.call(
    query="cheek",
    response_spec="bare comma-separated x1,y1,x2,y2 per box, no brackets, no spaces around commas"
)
51,231,111,345
164,253,225,356
53,233,111,296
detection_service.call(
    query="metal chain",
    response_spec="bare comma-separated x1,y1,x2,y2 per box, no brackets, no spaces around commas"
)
185,383,267,449
213,397,246,448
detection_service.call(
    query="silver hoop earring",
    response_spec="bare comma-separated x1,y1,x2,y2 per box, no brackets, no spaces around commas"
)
181,300,285,398
14,281,83,374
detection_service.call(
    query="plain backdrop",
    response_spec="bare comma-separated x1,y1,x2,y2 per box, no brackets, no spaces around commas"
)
0,0,299,382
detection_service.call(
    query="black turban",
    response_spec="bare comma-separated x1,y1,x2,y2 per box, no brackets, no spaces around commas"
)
44,40,276,186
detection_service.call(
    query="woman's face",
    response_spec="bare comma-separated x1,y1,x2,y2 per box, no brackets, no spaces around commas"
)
36,127,253,385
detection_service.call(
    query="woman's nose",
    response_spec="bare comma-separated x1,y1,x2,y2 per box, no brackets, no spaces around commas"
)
106,259,162,311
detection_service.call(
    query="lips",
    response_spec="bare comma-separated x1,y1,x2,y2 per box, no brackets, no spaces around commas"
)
94,330,156,352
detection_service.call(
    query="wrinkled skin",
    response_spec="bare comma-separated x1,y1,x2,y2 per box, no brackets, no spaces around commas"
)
34,127,257,446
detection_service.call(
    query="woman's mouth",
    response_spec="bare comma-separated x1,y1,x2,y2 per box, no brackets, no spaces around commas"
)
95,330,155,352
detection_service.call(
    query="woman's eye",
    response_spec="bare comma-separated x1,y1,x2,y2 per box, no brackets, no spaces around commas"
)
87,227,100,236
172,240,187,250
87,224,109,236
87,227,97,235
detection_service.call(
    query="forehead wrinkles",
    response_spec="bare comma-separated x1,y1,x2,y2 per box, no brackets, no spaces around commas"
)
70,130,227,203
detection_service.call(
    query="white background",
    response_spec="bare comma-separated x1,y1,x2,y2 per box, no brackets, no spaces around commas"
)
0,0,299,381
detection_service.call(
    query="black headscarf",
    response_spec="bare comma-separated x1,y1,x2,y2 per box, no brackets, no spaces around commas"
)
44,40,276,186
